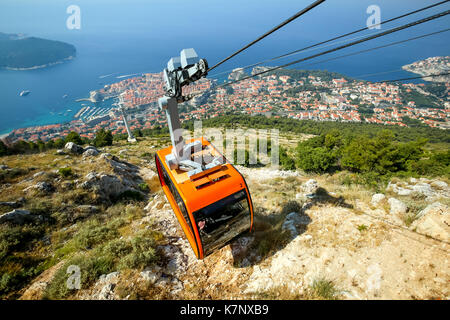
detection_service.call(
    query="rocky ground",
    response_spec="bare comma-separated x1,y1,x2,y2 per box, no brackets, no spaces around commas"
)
1,137,449,300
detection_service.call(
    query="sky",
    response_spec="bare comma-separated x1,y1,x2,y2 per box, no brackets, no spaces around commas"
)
1,1,448,40
1,1,448,65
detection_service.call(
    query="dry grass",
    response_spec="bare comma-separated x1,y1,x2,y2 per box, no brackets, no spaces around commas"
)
255,277,342,300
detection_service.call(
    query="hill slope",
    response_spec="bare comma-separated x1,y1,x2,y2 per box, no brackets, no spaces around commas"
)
0,136,449,300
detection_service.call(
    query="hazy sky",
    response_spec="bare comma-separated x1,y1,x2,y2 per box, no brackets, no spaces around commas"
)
0,1,448,73
1,1,448,37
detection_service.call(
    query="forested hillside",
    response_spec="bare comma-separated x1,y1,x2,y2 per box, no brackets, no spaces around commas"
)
0,36,76,69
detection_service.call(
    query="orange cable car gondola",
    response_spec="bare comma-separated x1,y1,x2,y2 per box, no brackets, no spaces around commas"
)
155,48,254,259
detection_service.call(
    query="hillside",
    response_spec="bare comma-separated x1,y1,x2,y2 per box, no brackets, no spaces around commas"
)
0,34,76,70
0,133,449,300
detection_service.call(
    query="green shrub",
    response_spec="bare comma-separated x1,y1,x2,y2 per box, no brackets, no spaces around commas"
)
44,254,114,299
309,278,341,300
72,221,119,250
0,167,28,184
0,226,44,260
357,224,368,232
58,167,73,178
0,258,44,298
138,183,149,192
101,239,132,258
116,190,145,202
118,236,157,270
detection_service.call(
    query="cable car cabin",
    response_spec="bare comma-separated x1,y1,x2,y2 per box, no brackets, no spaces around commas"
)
155,137,254,259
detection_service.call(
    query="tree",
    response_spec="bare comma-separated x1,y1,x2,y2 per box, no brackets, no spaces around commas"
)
133,129,143,137
0,140,7,156
10,140,30,154
93,128,113,147
35,140,46,152
65,131,82,145
54,138,65,149
233,149,250,167
297,146,336,173
45,139,55,150
280,147,296,170
28,141,37,152
340,131,426,174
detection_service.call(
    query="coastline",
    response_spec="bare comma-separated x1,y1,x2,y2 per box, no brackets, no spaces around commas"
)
1,56,75,71
401,65,450,83
401,56,450,83
0,60,445,139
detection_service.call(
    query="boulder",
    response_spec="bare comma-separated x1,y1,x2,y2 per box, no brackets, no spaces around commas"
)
412,183,434,197
0,164,9,170
80,172,130,199
431,180,448,190
301,179,318,195
98,283,116,300
282,212,311,238
84,145,99,152
144,195,165,212
388,198,407,216
95,272,120,300
295,193,304,200
0,209,41,225
83,148,99,157
416,202,447,219
33,171,46,179
34,181,55,193
0,201,22,208
56,149,66,155
99,271,120,283
371,194,386,207
387,182,412,196
64,142,84,155
411,202,449,242
100,153,113,159
396,187,413,196
140,269,160,284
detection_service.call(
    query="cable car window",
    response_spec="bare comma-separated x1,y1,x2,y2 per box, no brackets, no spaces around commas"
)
193,189,251,256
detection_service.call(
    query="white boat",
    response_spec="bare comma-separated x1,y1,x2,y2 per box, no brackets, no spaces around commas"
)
19,90,31,96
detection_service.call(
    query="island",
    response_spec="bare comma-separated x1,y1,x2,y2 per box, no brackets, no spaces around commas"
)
0,32,76,70
402,56,450,83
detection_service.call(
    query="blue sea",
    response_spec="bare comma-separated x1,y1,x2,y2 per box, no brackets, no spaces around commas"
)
0,0,449,135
